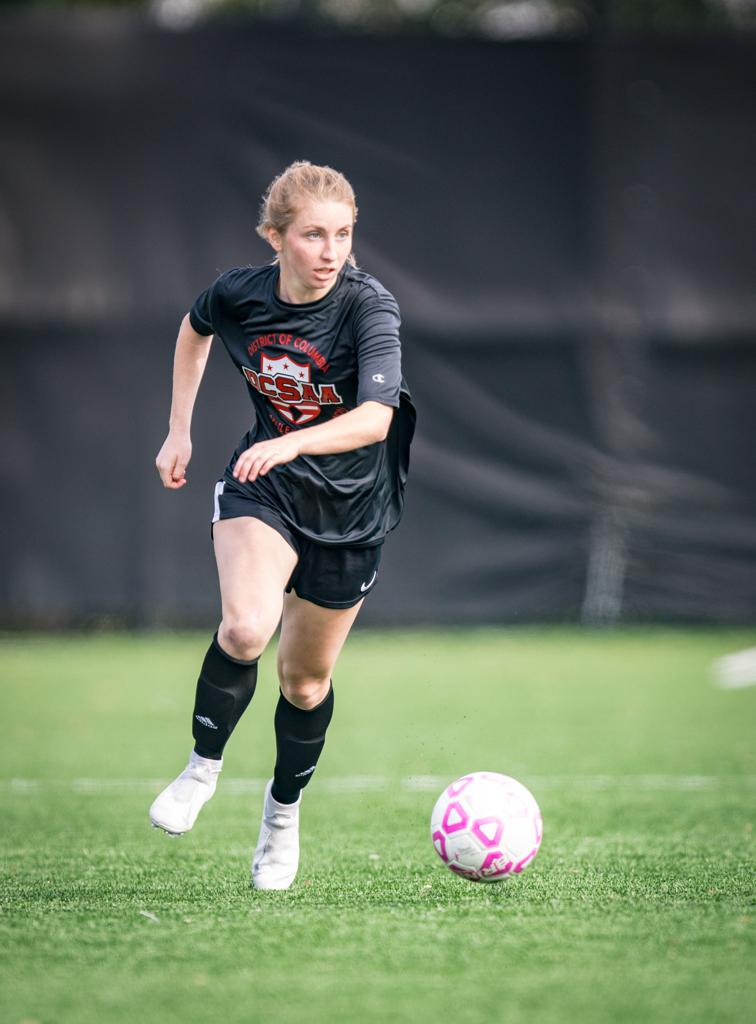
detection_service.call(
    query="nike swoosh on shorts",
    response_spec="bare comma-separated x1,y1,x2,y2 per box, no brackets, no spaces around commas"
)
360,571,377,593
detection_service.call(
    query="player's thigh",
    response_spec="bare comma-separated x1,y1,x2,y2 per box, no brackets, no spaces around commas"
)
277,591,363,705
213,516,298,656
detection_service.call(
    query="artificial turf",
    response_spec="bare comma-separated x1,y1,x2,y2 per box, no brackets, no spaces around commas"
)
1,628,754,1023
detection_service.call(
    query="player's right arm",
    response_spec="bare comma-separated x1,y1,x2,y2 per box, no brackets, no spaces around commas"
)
155,314,213,489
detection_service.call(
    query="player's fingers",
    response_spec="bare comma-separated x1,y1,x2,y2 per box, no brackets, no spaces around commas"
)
231,451,246,481
233,450,258,484
234,444,272,483
255,451,282,478
258,446,291,478
242,451,265,483
232,450,251,482
157,454,181,488
234,439,293,482
247,446,280,482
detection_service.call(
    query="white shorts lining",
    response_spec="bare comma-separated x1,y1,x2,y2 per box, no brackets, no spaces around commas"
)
212,480,225,523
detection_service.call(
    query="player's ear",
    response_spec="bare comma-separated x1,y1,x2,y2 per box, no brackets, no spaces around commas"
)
266,226,283,254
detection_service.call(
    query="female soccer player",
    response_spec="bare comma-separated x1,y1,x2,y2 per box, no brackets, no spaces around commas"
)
149,161,415,890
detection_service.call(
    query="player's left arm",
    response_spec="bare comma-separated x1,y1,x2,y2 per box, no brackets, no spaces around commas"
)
232,401,393,484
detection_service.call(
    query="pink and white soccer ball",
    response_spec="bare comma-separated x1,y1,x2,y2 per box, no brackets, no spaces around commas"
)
430,772,543,882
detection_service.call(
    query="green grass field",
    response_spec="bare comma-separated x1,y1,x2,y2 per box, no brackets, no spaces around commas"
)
1,628,754,1024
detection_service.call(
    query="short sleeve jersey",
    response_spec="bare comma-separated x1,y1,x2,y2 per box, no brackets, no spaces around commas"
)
189,263,415,547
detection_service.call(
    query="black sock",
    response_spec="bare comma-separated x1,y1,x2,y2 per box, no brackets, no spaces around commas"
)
191,633,258,759
272,684,334,804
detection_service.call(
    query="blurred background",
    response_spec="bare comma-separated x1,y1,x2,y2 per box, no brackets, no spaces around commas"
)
1,0,755,629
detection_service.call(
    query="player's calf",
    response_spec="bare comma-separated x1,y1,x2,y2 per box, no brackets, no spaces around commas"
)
149,632,259,835
271,683,334,804
251,685,334,888
192,632,259,758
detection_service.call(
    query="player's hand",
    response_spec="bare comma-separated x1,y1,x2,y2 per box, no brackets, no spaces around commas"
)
232,433,302,484
156,432,192,489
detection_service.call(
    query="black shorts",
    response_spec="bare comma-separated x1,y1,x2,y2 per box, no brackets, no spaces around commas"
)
211,480,383,610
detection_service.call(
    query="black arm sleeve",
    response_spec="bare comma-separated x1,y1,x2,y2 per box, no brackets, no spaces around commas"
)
354,291,402,409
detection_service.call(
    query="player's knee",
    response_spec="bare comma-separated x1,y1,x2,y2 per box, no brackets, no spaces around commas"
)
278,661,331,710
218,613,271,661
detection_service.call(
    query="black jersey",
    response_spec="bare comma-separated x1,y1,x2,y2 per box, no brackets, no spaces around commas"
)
189,262,415,547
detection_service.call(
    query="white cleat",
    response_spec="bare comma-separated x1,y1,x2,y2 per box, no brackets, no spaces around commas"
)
252,779,301,890
149,751,223,836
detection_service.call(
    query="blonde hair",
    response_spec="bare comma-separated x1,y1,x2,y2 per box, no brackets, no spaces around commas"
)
256,161,358,265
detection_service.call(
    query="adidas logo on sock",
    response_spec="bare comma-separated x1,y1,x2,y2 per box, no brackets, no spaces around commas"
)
295,765,316,778
195,715,218,729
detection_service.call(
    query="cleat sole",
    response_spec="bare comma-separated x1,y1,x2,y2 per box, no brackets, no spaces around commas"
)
150,819,185,837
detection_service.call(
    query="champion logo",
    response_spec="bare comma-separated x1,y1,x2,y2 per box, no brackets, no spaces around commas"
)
372,373,385,383
295,765,316,778
360,571,378,593
195,715,218,730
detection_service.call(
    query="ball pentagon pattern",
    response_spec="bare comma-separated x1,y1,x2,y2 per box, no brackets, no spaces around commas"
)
430,772,542,882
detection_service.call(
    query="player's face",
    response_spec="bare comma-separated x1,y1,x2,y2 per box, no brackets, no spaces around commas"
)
270,200,354,303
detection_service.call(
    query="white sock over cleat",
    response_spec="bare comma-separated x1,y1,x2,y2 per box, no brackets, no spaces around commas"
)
149,750,222,836
252,779,301,890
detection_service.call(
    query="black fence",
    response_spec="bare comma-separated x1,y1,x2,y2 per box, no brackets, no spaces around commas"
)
2,15,755,626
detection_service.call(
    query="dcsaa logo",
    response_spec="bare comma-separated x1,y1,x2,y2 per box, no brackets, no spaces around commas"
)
242,354,343,426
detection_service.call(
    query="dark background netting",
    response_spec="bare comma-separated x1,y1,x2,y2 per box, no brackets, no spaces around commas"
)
1,16,754,626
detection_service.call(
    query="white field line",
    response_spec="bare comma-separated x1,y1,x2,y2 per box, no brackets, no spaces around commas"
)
2,774,755,795
711,648,756,689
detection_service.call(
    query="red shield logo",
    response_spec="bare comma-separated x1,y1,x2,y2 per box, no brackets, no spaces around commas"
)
260,353,320,426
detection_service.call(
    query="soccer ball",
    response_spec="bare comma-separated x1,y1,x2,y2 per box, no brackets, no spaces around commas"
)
430,772,543,882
